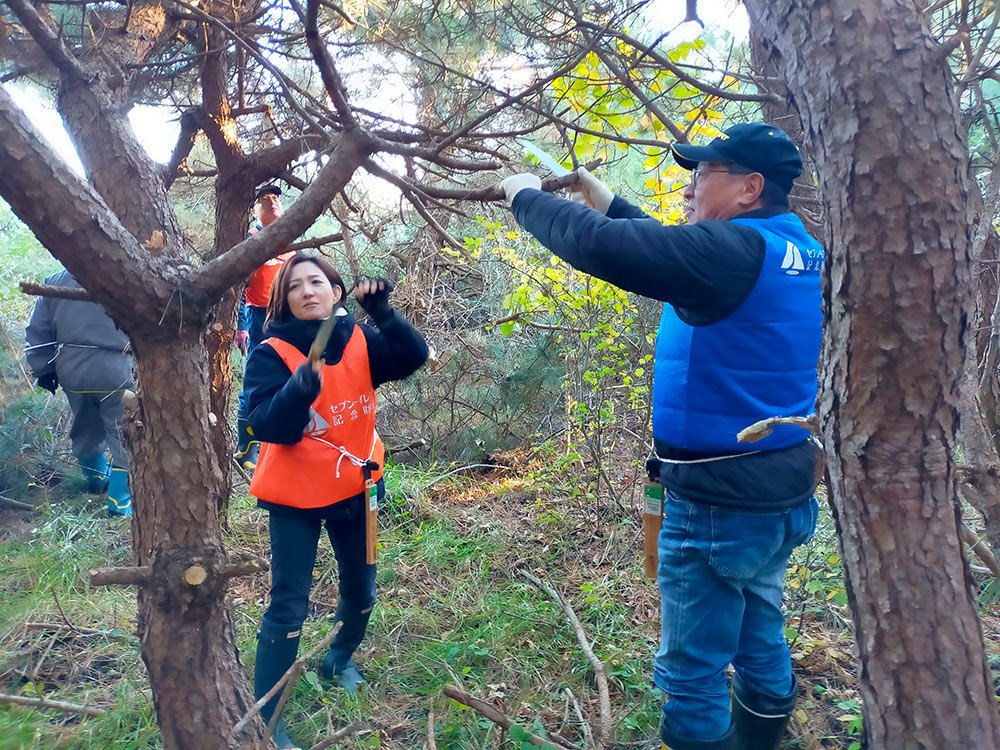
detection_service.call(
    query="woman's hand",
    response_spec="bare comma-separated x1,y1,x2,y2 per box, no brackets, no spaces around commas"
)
355,277,394,323
288,360,322,400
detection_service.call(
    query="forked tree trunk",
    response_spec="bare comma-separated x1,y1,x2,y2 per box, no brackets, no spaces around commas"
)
126,337,260,749
745,1,1000,747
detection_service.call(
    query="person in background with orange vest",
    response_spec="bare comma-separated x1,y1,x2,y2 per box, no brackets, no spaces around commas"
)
244,254,427,750
236,184,297,473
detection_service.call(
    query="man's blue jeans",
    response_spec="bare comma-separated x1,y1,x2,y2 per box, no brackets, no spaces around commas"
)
654,492,818,740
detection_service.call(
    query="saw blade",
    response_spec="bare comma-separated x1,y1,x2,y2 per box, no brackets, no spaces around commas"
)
517,138,571,177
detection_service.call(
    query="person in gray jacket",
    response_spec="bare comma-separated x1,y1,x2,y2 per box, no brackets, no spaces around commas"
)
25,269,134,516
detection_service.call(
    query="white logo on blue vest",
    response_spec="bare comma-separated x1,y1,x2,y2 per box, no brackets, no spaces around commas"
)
304,408,330,437
780,241,805,275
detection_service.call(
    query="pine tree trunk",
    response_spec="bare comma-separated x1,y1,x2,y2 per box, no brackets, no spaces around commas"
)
745,1,1000,747
126,336,261,749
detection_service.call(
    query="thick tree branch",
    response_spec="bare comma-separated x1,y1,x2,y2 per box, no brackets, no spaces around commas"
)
362,158,599,203
244,136,323,185
15,0,188,252
189,130,375,300
0,86,183,332
4,0,88,80
302,0,356,128
163,110,201,187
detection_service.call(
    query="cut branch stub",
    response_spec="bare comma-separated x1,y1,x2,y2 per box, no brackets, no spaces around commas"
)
90,555,267,589
20,281,93,302
90,565,151,587
184,564,208,586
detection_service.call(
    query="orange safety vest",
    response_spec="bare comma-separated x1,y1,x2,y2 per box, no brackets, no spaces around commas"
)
245,226,295,307
249,327,385,509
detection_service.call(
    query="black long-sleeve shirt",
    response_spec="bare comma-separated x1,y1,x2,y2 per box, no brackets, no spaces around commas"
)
510,189,818,509
245,308,428,445
512,189,779,325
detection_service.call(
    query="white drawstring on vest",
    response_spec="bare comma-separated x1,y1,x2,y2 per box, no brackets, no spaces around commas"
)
308,429,378,478
656,450,761,465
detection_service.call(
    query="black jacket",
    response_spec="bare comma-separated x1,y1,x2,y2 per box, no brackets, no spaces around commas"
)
245,307,428,518
511,189,818,509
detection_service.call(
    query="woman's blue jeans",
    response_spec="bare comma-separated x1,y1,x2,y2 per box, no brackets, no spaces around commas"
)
654,492,818,740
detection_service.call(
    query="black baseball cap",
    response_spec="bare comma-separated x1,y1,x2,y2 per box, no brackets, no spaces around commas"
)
670,123,802,193
254,184,282,201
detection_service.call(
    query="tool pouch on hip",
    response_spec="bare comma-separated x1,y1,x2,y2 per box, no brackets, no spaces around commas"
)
643,457,665,581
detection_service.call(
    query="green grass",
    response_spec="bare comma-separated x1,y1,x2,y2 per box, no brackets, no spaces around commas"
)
0,228,861,748
1,458,675,749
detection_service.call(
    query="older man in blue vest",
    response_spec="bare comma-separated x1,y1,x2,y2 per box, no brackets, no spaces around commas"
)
499,123,824,750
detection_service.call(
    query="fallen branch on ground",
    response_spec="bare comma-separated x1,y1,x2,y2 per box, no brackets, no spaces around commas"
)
0,494,40,511
308,721,363,750
520,569,611,750
564,688,595,750
960,523,1000,577
233,456,252,485
427,708,437,750
442,685,580,750
23,622,130,638
0,691,104,717
231,620,343,741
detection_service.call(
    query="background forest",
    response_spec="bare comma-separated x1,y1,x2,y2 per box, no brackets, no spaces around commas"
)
1,0,999,748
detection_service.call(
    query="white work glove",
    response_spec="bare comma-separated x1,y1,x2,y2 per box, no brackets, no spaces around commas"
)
499,173,542,207
569,167,614,215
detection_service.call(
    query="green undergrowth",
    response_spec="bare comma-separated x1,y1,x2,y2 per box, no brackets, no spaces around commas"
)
0,446,877,750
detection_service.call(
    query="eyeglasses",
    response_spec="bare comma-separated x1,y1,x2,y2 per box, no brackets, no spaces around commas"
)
690,164,752,188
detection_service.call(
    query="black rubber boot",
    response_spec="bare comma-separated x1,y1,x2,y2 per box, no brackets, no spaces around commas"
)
660,717,737,750
236,415,261,473
731,673,797,750
254,620,302,750
319,601,373,694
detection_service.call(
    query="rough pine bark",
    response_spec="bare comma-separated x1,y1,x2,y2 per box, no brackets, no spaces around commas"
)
0,75,374,745
744,1,1000,747
126,338,254,750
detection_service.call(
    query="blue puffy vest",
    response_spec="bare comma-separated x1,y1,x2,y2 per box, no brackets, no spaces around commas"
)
652,213,824,454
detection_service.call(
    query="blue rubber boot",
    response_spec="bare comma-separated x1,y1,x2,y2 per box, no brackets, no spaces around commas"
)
254,620,303,750
80,454,109,495
107,467,131,517
236,415,261,473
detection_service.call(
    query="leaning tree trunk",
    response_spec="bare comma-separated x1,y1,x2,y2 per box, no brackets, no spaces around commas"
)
744,1,1000,747
126,336,256,749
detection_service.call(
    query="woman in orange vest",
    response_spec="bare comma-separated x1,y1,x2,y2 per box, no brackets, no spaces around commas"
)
244,255,427,749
